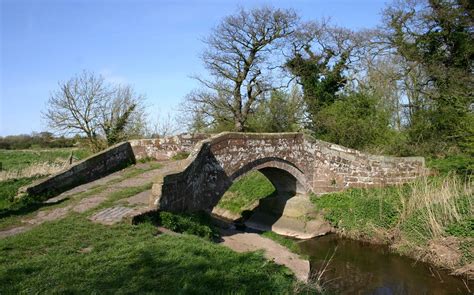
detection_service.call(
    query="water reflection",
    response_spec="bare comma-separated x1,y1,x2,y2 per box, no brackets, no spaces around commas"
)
298,234,472,295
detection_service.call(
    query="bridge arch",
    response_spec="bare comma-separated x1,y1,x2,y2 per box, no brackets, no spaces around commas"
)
194,156,310,211
228,158,309,196
152,132,427,213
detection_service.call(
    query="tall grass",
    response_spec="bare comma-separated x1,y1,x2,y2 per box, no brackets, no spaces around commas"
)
312,174,472,273
0,160,70,181
399,174,472,242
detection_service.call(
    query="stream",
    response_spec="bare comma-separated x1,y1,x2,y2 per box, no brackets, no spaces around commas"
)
297,234,472,295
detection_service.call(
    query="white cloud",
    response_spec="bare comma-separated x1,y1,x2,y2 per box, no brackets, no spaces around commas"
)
99,68,128,85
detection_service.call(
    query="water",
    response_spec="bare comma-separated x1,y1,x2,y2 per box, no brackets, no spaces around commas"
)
298,234,472,295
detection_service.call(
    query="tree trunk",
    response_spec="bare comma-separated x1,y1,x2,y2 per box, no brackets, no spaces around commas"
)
234,120,244,132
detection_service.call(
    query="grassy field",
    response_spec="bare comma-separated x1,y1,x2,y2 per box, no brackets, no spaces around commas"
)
0,215,298,294
0,177,40,210
0,148,91,171
0,148,93,214
216,170,275,214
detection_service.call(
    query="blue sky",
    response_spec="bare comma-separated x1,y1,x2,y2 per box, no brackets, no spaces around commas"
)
0,0,387,136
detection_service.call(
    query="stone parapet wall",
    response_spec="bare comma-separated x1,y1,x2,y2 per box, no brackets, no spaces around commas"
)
303,135,426,193
21,132,428,209
23,142,136,197
22,134,210,199
152,132,429,212
129,133,211,161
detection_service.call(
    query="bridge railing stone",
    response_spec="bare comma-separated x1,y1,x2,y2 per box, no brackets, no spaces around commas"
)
129,133,211,161
20,142,136,198
151,132,429,212
302,134,427,193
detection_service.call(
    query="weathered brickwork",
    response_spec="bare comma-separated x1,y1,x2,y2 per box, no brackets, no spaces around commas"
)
21,134,207,199
130,134,211,161
152,132,428,212
22,142,136,197
23,132,427,209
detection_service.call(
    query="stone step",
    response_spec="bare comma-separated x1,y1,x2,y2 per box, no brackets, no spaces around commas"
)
257,194,316,218
245,211,333,239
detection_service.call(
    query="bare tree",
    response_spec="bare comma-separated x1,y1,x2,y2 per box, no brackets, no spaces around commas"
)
99,85,147,146
44,71,146,151
149,112,180,138
184,7,299,131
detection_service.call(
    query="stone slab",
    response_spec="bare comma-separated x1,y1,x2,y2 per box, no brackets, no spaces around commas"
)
89,206,136,225
220,228,310,282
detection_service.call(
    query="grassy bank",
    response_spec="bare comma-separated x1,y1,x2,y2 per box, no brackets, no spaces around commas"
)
0,215,298,293
312,174,473,277
217,170,275,215
0,160,310,293
0,177,39,210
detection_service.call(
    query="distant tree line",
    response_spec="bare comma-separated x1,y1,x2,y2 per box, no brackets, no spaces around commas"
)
181,0,473,157
0,132,82,150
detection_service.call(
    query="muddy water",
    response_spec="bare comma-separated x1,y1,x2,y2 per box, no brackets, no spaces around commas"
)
298,234,472,295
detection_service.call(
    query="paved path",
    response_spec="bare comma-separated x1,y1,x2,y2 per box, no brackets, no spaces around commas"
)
0,162,169,239
219,228,310,282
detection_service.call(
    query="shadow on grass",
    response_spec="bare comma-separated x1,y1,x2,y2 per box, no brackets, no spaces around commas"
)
0,196,68,220
0,217,297,294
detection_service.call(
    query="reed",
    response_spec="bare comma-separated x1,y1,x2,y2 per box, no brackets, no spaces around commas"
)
398,174,472,240
0,160,70,181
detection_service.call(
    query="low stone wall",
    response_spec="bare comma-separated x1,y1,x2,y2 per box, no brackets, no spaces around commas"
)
23,142,135,197
129,133,211,161
306,135,426,193
152,132,428,212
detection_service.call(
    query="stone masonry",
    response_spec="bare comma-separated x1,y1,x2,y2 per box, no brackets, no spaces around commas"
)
152,132,428,212
23,142,136,197
129,134,211,161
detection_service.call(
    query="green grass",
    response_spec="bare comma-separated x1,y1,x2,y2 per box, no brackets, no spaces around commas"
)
311,175,473,272
400,193,473,244
96,183,153,211
121,162,162,179
427,154,473,176
0,148,91,171
217,170,275,214
0,177,39,210
0,216,297,294
312,186,402,235
170,151,190,161
156,211,220,241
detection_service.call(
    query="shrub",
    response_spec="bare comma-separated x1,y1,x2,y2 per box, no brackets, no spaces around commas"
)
316,92,397,151
427,154,473,176
171,152,190,161
158,211,219,241
0,177,40,211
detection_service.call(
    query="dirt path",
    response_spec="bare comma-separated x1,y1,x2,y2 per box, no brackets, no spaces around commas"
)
219,228,310,282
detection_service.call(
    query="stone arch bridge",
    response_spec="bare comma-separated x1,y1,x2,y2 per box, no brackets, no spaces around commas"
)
151,133,427,212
